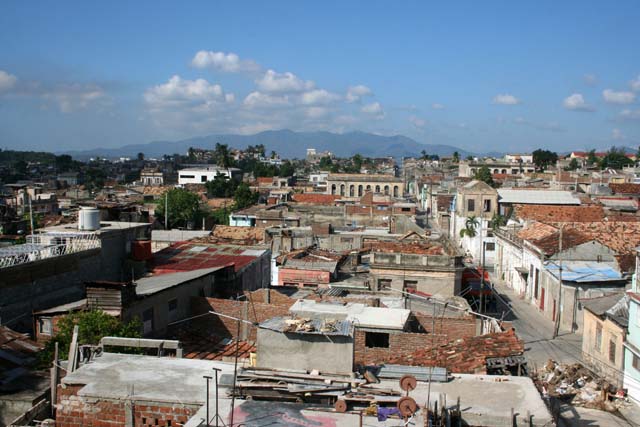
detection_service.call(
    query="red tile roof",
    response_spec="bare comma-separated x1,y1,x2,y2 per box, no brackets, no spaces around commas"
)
517,222,558,241
291,193,341,204
387,329,524,374
528,228,593,256
610,183,640,195
515,204,605,223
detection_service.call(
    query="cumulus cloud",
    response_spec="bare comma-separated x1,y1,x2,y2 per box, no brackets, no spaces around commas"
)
255,70,314,93
144,75,233,112
41,83,107,113
243,91,290,109
191,50,260,74
0,70,17,92
619,109,640,121
362,102,383,115
603,89,635,105
346,85,372,103
300,89,340,105
563,93,595,112
493,94,520,105
432,103,445,110
631,75,640,91
612,128,626,141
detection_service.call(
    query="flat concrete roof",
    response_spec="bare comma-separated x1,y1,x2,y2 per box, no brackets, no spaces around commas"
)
289,300,410,330
41,221,150,234
61,352,233,405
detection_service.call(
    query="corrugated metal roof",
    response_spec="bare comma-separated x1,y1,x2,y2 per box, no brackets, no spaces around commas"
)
544,261,623,283
498,189,581,205
581,293,629,327
136,267,223,296
259,316,352,336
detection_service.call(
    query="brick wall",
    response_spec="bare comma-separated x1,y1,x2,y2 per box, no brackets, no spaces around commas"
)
412,313,477,338
278,268,331,286
353,329,449,366
56,384,199,427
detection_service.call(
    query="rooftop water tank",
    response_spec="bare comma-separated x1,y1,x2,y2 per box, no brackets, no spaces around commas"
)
78,207,101,231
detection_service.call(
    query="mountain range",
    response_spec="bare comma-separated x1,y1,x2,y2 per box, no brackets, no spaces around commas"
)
61,130,478,161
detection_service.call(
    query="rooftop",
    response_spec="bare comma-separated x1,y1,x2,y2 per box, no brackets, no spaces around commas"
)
515,204,605,223
498,189,581,205
135,267,224,296
581,293,628,327
544,261,624,283
259,316,352,336
289,300,411,330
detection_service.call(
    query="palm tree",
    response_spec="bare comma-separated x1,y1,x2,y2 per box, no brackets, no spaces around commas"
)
489,214,506,230
460,215,480,238
453,151,460,163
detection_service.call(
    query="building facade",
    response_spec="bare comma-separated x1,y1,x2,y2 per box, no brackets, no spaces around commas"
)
326,173,404,198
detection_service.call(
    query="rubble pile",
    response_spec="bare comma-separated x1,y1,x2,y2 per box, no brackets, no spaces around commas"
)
535,360,627,412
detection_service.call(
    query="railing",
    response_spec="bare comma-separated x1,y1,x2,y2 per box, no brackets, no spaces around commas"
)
493,227,524,248
0,232,101,269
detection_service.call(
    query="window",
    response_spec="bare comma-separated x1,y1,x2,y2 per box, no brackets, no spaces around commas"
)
378,279,392,290
608,338,616,363
201,175,207,183
485,242,495,251
168,299,178,322
595,323,602,352
401,207,411,212
39,318,52,335
180,175,195,179
483,199,492,212
403,280,418,291
633,354,640,371
365,332,390,348
467,199,475,212
143,308,154,335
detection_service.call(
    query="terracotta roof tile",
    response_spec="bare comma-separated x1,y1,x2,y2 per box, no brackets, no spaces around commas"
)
528,228,593,257
291,193,341,204
515,204,605,223
610,183,640,195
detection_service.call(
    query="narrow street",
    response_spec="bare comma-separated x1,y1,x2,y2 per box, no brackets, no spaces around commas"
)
491,279,584,369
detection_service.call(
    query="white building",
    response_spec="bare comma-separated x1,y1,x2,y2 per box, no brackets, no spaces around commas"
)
177,166,242,185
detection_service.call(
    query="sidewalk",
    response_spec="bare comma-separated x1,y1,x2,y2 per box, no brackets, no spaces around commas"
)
492,279,584,369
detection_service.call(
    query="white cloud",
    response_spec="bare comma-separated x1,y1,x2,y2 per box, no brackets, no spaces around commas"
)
42,83,107,113
513,117,565,132
305,106,330,119
255,69,314,93
361,102,383,115
191,50,260,73
431,103,445,110
583,74,598,86
346,85,372,102
619,109,640,121
493,94,520,105
409,115,426,129
563,93,595,112
300,89,340,105
612,128,626,141
243,91,290,109
144,75,233,113
0,70,17,92
631,75,640,91
603,89,635,105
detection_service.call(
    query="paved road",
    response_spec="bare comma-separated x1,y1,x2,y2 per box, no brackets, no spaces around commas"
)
491,280,584,370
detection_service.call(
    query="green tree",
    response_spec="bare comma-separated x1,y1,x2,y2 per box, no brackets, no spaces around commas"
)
474,165,495,187
587,149,598,166
421,150,429,160
601,147,633,170
489,214,506,230
279,160,295,177
155,188,202,228
137,152,145,161
205,174,237,198
234,182,259,209
452,151,460,163
466,155,474,161
459,216,480,238
39,310,141,364
565,158,579,171
214,143,233,168
319,156,334,170
532,149,558,171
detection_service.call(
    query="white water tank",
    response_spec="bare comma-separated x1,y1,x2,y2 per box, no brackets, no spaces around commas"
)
78,207,101,231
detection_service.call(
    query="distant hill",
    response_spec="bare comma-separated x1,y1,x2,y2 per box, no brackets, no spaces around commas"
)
61,129,476,160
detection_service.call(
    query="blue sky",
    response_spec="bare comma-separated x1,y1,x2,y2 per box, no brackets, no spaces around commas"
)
1,1,640,153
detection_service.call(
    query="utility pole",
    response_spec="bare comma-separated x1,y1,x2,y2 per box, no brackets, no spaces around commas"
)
164,192,168,230
553,224,564,339
28,192,34,236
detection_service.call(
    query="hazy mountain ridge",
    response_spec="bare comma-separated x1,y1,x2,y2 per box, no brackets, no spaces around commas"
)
60,129,476,160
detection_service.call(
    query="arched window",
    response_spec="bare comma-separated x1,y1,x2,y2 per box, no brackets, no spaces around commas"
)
358,185,363,197
493,169,499,174
366,185,371,191
501,169,507,174
331,184,336,195
340,184,345,196
384,185,390,195
349,185,355,197
375,185,380,193
393,186,399,197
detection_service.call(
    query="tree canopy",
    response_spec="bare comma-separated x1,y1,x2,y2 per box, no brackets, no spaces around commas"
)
532,149,558,171
474,165,495,187
155,188,202,228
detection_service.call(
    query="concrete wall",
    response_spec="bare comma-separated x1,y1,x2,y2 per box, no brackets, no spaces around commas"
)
256,328,354,374
278,268,331,286
624,296,640,403
582,310,625,387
